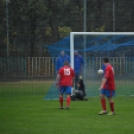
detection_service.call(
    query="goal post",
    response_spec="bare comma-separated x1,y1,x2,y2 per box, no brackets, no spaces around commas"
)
45,32,134,99
70,31,134,68
70,32,134,97
45,32,134,100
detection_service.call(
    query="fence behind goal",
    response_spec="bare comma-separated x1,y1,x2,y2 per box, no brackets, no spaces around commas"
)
0,57,56,77
0,57,134,98
1,57,134,77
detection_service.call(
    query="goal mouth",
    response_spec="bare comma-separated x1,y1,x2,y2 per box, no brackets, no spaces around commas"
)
70,32,134,68
69,32,134,97
45,32,134,99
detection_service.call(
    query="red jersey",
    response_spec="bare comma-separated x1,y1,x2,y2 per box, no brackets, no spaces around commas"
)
58,65,75,86
103,64,115,90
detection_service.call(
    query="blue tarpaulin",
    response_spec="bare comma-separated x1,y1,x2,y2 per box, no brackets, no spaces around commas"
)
47,35,134,57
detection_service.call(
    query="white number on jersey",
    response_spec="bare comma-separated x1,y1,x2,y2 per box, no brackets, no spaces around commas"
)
64,68,70,75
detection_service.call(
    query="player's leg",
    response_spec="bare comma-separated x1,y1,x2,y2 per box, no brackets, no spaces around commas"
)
65,86,71,109
98,89,107,115
59,86,65,109
59,94,63,109
107,97,115,115
107,90,115,115
75,90,84,100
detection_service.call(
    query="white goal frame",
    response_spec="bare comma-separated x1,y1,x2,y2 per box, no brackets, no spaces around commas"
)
70,32,134,84
70,32,134,69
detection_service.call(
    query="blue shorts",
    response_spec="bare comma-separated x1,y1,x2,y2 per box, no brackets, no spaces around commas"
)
100,89,115,98
59,86,71,95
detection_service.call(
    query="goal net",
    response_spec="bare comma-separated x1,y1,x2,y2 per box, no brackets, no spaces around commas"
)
70,32,134,97
45,32,134,100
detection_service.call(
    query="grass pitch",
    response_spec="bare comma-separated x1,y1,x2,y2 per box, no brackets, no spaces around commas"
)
0,80,134,134
0,95,134,134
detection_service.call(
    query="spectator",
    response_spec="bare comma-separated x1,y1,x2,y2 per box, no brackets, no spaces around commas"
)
74,51,84,90
56,51,70,73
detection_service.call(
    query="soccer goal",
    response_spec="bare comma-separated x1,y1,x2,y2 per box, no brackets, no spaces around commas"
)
44,32,134,100
70,32,134,97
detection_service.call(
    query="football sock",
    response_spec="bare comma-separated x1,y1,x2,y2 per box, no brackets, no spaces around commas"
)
110,102,114,112
59,96,63,107
66,96,71,107
101,98,107,111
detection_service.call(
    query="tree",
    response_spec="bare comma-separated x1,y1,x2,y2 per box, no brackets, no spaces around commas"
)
47,0,59,43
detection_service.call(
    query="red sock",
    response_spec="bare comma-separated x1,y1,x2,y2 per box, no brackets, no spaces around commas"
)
59,96,63,107
110,102,114,112
101,99,106,110
66,96,71,107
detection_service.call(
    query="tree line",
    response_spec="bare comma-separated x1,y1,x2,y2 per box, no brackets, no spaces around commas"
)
0,0,134,57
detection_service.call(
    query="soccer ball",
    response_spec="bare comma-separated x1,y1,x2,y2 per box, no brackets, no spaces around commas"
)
97,69,103,75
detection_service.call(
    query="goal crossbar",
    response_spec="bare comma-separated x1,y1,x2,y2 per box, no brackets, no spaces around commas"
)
70,32,134,68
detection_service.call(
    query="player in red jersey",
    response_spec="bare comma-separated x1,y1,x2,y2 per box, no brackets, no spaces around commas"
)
56,61,75,109
98,57,116,115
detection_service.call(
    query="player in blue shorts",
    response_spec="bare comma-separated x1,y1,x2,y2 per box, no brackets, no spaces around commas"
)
98,57,116,115
56,61,75,109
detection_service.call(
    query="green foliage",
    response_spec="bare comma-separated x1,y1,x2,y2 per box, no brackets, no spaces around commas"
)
0,0,134,56
45,26,72,39
91,24,106,32
58,26,72,38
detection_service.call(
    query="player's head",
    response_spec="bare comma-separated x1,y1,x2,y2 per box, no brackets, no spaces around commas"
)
60,51,65,56
74,50,78,55
103,57,109,63
64,60,70,66
79,75,83,80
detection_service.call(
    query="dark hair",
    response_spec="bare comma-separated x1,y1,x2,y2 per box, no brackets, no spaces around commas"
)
64,61,70,66
103,57,109,63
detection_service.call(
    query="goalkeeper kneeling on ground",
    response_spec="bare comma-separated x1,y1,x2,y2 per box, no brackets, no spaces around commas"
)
71,76,88,101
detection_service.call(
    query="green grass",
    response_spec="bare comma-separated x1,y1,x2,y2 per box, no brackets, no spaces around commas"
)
0,80,134,134
1,79,134,98
0,81,51,97
0,95,134,134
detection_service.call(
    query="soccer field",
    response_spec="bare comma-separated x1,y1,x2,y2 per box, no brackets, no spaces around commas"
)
0,82,134,134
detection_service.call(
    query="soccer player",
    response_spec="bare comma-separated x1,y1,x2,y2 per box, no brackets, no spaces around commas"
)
98,57,116,115
56,61,75,109
56,51,70,73
74,51,84,90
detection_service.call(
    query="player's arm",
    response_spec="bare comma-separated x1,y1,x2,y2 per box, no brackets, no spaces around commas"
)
100,77,107,90
72,77,75,87
81,56,84,65
56,73,61,85
80,56,84,70
99,67,110,90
